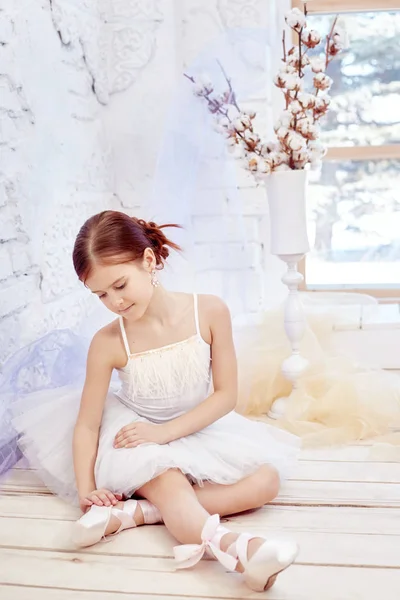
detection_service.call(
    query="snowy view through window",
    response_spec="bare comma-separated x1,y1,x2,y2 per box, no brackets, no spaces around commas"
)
306,10,400,290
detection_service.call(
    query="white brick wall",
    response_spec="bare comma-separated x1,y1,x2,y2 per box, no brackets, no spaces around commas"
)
0,0,290,364
0,0,119,362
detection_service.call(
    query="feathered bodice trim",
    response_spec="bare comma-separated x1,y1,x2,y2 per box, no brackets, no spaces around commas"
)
118,335,211,400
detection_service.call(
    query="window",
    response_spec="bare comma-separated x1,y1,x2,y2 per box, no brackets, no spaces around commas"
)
292,1,400,300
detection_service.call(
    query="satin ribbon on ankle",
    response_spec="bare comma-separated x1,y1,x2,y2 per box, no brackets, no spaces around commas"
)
173,514,238,570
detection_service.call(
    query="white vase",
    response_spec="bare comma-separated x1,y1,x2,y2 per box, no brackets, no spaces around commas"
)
266,169,310,256
265,169,310,420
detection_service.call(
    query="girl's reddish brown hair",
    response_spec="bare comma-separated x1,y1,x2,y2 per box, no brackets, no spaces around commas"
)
72,210,181,282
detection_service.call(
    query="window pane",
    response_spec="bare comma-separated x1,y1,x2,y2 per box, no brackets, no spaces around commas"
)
308,11,400,147
306,159,400,289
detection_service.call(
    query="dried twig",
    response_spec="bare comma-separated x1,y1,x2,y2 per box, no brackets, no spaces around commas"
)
325,16,339,69
282,30,287,62
217,59,240,111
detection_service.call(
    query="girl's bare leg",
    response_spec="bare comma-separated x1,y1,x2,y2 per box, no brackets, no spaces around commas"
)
192,465,280,516
136,468,276,570
104,464,279,536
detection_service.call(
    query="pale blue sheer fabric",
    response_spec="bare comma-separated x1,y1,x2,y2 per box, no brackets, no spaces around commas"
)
0,331,88,475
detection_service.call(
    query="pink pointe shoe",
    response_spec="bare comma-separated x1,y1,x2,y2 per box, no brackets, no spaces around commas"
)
73,499,162,548
174,514,299,592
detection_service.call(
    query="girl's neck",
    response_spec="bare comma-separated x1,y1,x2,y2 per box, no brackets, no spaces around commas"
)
134,287,184,327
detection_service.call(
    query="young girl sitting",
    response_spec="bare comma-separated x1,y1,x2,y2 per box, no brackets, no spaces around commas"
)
14,210,300,593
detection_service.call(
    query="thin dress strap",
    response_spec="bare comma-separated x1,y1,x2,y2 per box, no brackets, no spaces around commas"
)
193,293,200,336
119,316,131,358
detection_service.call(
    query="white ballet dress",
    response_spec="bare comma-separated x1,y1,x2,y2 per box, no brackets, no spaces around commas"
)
13,294,300,507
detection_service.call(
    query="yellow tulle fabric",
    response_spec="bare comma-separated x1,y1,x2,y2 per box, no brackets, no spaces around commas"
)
236,308,400,450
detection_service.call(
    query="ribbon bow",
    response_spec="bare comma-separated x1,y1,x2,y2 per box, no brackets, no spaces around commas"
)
173,514,238,571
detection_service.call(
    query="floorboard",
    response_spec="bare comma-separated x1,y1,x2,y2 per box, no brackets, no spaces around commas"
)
1,445,399,598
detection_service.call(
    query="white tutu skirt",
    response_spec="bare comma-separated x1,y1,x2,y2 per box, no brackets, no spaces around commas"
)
13,386,300,507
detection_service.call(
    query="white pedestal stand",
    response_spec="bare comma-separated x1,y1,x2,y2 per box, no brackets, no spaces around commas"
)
264,169,310,420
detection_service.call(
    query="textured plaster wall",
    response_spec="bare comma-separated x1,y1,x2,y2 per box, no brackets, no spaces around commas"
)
0,0,289,363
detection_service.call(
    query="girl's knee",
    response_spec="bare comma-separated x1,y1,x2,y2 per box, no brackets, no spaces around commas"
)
252,465,281,505
138,468,188,499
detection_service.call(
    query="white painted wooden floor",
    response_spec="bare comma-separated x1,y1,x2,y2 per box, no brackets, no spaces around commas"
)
1,445,400,599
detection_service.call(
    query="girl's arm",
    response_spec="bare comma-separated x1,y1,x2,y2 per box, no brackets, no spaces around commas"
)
73,330,113,498
165,295,238,442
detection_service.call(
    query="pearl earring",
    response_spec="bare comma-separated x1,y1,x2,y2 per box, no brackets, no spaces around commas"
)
150,269,159,287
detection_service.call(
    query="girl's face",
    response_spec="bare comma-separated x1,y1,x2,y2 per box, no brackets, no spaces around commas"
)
85,251,156,321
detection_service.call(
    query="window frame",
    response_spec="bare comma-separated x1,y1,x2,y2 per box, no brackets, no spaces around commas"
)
291,0,400,301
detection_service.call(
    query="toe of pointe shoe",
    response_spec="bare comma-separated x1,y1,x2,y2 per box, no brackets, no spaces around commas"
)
72,505,112,548
245,539,299,592
276,540,299,568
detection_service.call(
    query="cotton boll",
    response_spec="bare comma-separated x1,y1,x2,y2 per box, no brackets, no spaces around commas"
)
297,92,316,110
296,117,319,140
296,116,313,135
279,63,297,75
193,74,214,96
289,100,303,115
314,72,333,91
244,130,260,146
331,25,349,52
310,56,326,73
287,48,310,69
268,151,288,167
286,131,307,151
293,150,310,169
258,159,273,175
274,73,287,89
314,95,331,116
260,141,279,156
285,7,307,31
197,74,213,93
293,148,310,163
217,115,229,128
301,29,322,49
308,140,327,159
233,118,246,132
275,110,294,130
276,126,290,141
287,74,303,91
193,82,207,96
226,105,239,121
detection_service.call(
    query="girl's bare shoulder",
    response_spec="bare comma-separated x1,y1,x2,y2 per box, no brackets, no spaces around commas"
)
195,294,231,344
197,294,230,319
89,319,128,369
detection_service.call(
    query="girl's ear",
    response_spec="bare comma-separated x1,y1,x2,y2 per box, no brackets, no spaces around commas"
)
143,247,156,271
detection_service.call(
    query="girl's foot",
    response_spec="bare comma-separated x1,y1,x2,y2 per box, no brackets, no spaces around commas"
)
73,499,162,548
174,514,299,592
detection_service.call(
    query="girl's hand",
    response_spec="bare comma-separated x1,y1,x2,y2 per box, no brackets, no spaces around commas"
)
114,422,171,448
79,489,123,513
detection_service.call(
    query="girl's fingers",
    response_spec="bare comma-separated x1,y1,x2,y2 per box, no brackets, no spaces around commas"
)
115,425,136,442
91,495,103,506
106,491,118,505
98,493,111,506
126,439,145,448
114,435,130,448
80,499,92,512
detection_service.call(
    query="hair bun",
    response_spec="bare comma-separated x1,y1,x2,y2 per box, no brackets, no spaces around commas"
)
134,218,180,267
